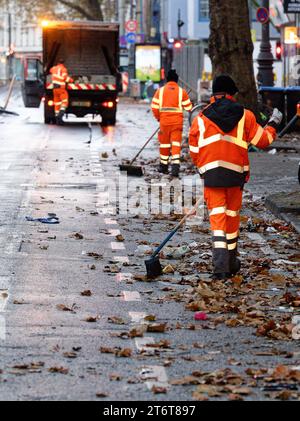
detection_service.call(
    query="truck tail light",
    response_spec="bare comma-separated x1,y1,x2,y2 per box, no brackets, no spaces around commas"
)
102,101,114,108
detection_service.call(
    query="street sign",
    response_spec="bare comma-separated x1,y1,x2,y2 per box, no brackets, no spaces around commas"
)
126,32,137,45
125,20,138,33
284,0,300,14
256,7,269,24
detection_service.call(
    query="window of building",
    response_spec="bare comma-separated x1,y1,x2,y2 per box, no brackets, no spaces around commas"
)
199,0,209,20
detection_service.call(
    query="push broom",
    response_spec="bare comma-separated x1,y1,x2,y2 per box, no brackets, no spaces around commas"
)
120,88,193,177
145,197,203,279
119,127,160,177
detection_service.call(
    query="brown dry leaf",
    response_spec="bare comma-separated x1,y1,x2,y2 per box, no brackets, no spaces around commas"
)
228,394,244,401
13,300,26,305
129,326,147,338
108,316,126,325
116,235,125,242
100,347,116,354
226,318,243,328
116,348,133,358
63,352,77,359
271,274,287,286
163,265,175,274
274,390,293,401
133,274,149,282
195,384,222,397
170,376,200,386
185,302,202,312
224,385,252,396
85,316,99,323
56,304,76,313
96,392,109,398
192,392,209,401
256,320,277,337
231,275,244,288
13,362,44,371
197,286,216,299
87,252,103,260
147,323,167,333
72,233,84,240
81,290,92,297
147,340,171,349
48,367,69,375
151,385,167,394
109,373,123,381
144,315,156,322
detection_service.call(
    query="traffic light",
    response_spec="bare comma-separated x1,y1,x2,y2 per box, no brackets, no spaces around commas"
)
173,40,183,50
276,41,282,61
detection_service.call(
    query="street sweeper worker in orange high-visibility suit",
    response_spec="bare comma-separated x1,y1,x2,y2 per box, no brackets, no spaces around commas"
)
50,59,74,125
189,74,283,280
151,69,193,177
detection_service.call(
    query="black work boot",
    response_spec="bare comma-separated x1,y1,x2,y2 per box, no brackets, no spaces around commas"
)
171,164,180,178
56,110,65,126
159,163,169,174
211,273,229,281
229,250,241,277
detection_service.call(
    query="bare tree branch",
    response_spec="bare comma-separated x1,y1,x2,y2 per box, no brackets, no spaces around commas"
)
56,0,99,20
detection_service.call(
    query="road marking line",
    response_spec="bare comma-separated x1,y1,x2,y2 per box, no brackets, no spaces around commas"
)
116,273,133,283
111,242,125,251
129,312,147,323
140,366,169,391
135,337,155,353
0,291,9,312
108,229,121,237
105,218,118,225
114,256,130,264
122,291,141,302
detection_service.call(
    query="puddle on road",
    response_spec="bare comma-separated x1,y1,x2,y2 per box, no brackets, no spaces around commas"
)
0,290,9,312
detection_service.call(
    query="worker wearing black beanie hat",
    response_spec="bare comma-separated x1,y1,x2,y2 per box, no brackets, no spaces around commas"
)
189,74,283,281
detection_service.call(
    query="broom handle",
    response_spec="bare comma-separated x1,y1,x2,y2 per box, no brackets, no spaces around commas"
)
278,114,299,138
130,88,193,166
152,197,203,258
129,127,160,166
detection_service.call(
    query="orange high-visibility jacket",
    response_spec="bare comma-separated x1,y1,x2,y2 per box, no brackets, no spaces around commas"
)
50,64,73,88
151,82,193,126
189,96,277,187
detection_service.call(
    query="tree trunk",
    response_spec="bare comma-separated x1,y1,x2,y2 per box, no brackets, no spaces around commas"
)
209,0,257,113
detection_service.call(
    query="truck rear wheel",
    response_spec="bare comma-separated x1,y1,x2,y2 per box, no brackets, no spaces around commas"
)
101,110,117,127
44,101,56,124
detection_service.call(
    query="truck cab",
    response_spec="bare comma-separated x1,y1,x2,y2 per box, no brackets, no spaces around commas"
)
22,21,121,126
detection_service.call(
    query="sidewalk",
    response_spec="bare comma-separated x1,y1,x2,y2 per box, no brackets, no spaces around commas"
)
266,190,300,234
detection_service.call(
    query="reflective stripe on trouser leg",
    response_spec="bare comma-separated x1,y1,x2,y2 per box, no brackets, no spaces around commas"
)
204,187,230,274
225,186,243,274
171,128,182,164
159,127,171,165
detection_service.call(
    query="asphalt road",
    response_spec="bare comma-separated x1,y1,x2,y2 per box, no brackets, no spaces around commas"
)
0,91,299,401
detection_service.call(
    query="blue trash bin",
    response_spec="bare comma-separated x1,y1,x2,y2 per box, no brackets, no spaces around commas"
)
259,87,286,131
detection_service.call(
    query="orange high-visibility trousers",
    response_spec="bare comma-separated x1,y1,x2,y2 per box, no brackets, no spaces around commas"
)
158,124,183,165
53,88,69,116
204,186,243,274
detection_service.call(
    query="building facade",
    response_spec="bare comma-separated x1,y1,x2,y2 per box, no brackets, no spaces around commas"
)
160,0,289,86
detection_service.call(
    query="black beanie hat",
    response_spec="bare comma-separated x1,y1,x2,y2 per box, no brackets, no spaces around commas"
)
212,74,239,96
167,69,179,83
